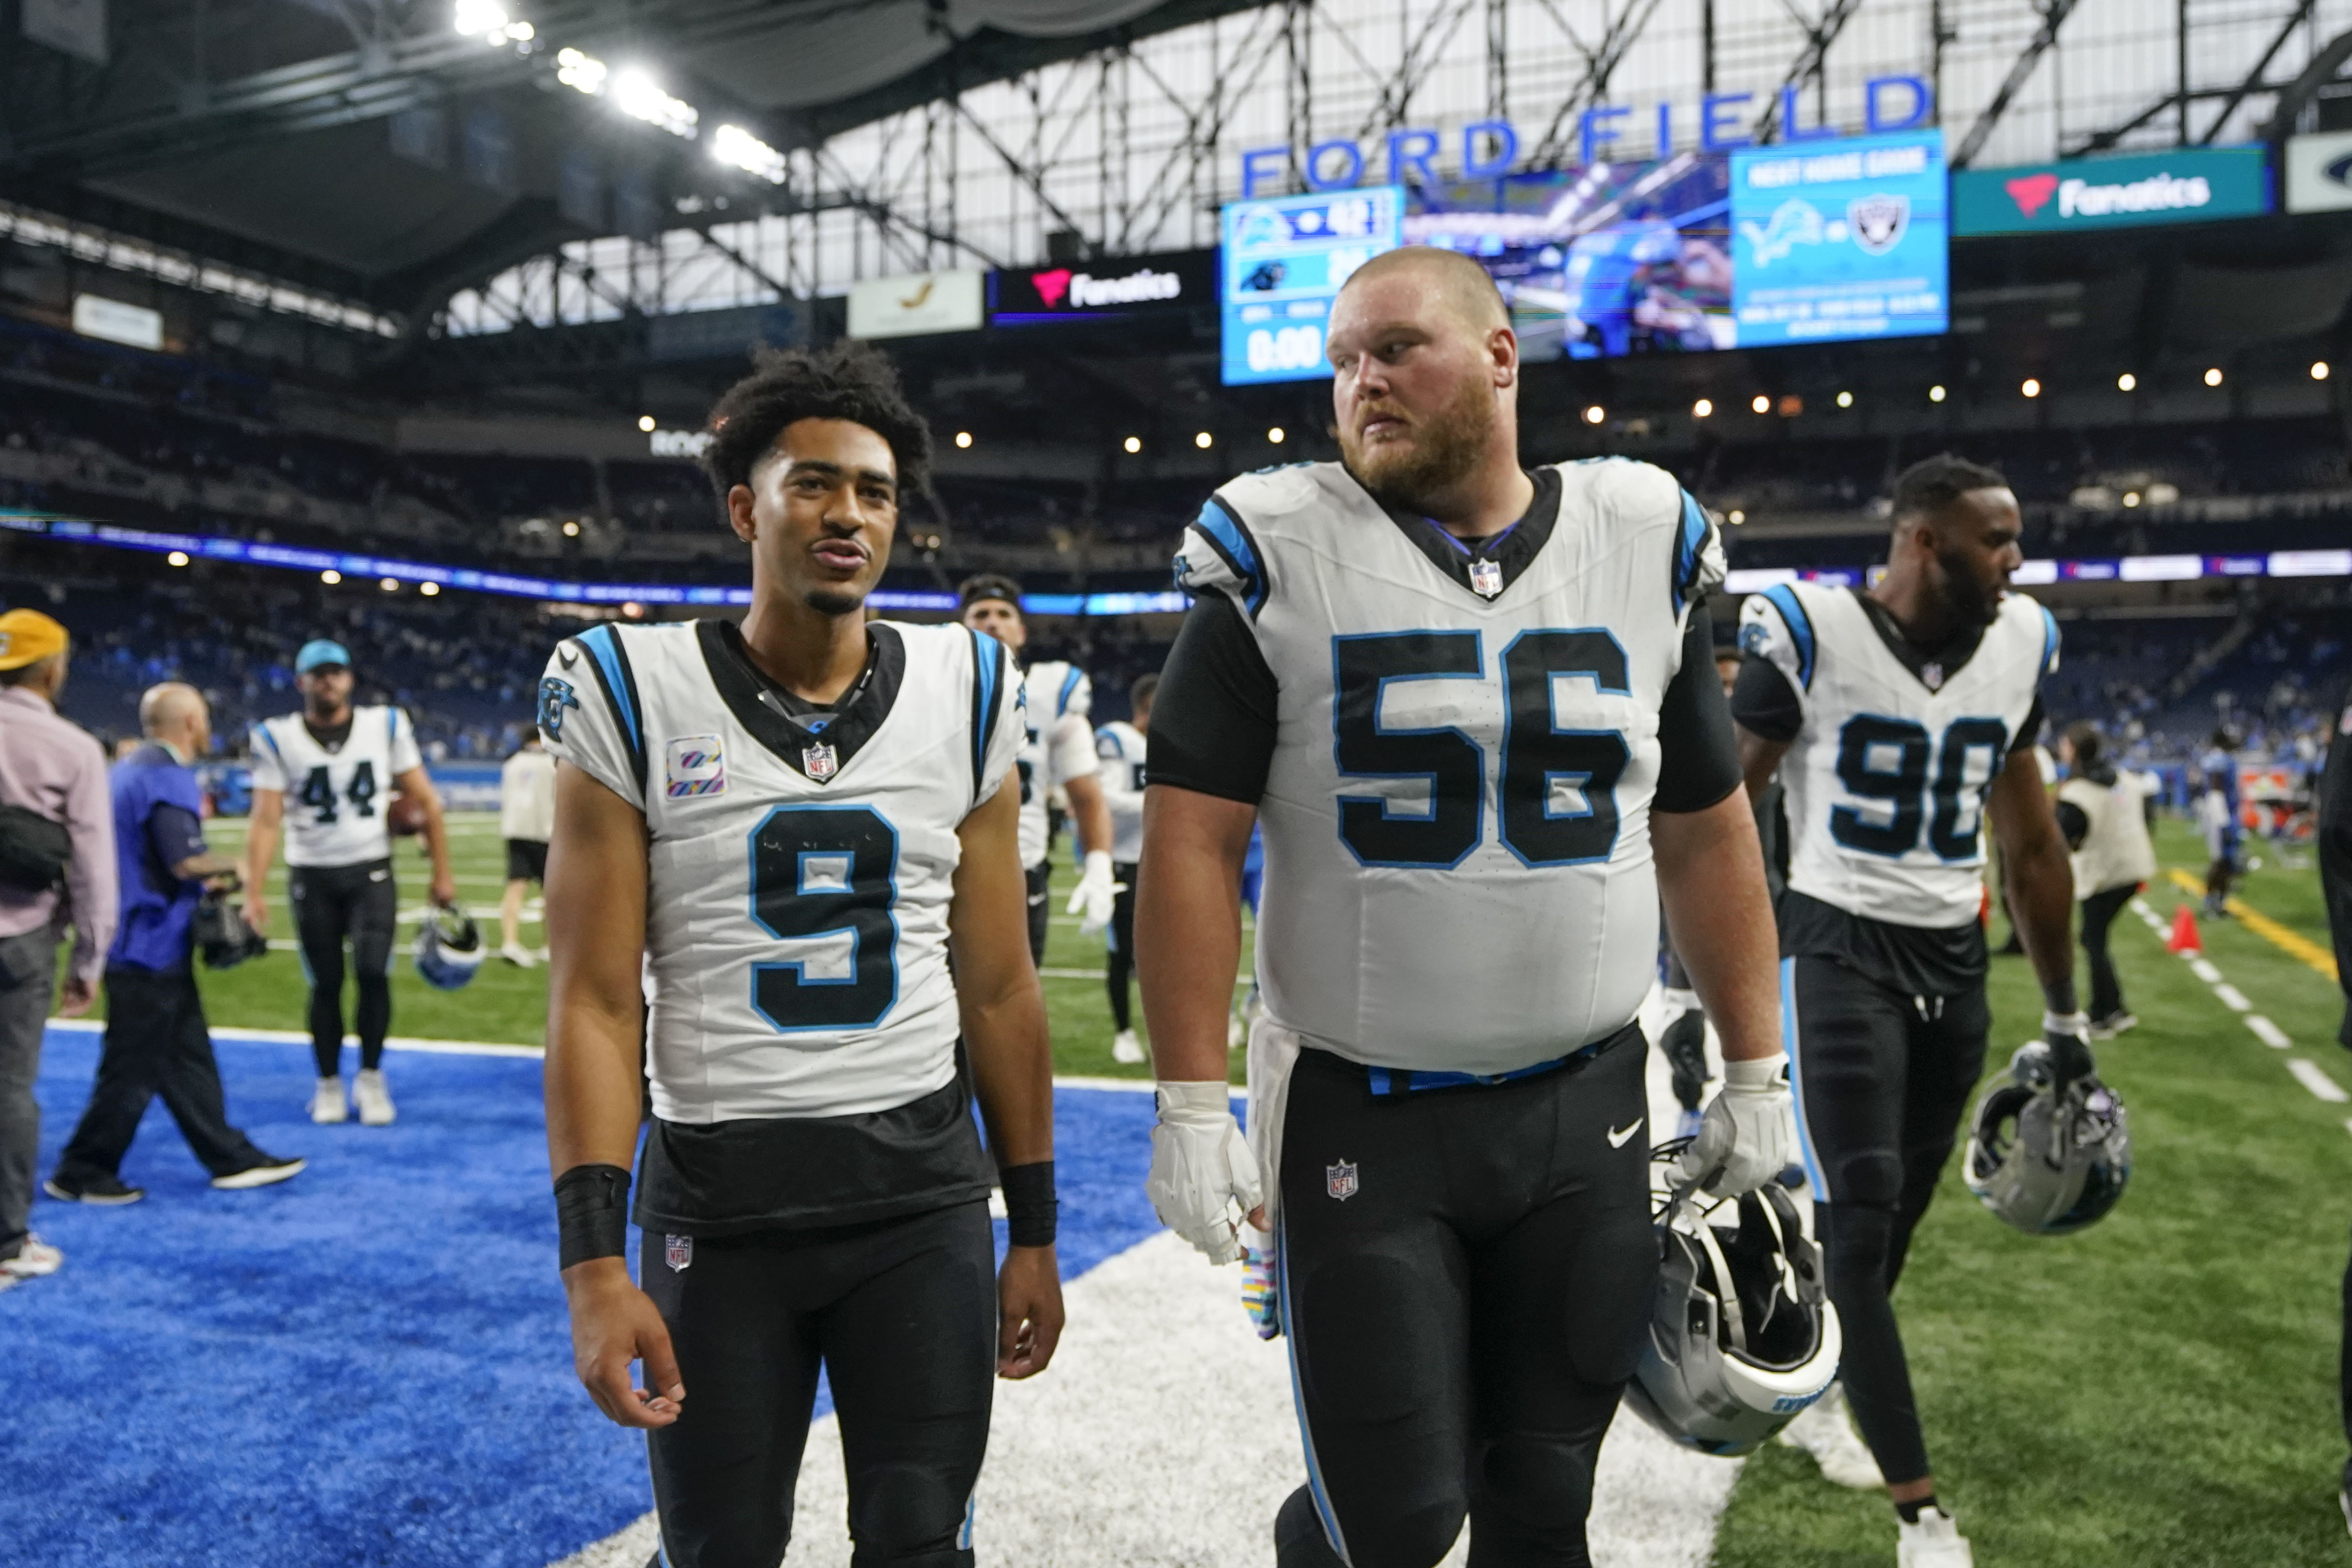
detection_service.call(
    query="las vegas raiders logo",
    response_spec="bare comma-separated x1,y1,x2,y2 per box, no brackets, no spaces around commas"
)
1327,1159,1359,1201
1848,194,1909,256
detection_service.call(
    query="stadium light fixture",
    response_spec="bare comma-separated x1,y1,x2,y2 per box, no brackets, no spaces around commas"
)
1692,398,1712,418
1836,390,1853,408
555,47,606,94
1196,431,1215,448
1776,394,1803,417
1582,405,1604,425
380,577,400,592
2315,361,2332,381
610,70,698,138
562,519,581,537
712,124,788,186
1123,436,1142,454
2204,367,2224,387
166,550,189,567
1268,426,1285,443
1929,385,1947,403
1728,509,1746,525
421,582,441,597
2117,372,2137,392
2021,379,2041,398
2123,491,2142,508
955,431,973,449
320,570,341,584
1750,394,1770,414
637,415,655,432
622,602,644,618
453,0,529,41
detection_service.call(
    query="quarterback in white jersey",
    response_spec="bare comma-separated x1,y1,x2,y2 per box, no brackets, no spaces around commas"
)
540,343,1060,1568
957,576,1117,965
243,638,453,1126
1095,673,1153,1064
1732,454,2095,1562
1136,247,1794,1568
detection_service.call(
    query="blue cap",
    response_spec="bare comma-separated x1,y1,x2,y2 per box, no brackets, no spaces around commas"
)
296,639,352,674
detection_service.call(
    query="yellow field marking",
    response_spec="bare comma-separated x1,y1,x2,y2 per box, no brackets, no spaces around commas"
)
2162,868,2339,981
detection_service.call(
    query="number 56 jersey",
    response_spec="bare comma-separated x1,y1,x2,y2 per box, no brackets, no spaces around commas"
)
1165,458,1734,1075
536,618,1022,1122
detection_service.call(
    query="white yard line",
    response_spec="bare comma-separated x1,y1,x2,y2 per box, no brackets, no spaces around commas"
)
2128,907,2346,1110
2288,1058,2350,1103
2247,1015,2294,1050
2211,983,2252,1013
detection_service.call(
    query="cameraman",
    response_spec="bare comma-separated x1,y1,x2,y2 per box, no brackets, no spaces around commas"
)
0,609,114,1290
47,685,303,1203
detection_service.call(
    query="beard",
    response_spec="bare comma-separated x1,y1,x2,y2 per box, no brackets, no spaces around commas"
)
1933,544,2003,626
1340,376,1495,512
802,585,867,617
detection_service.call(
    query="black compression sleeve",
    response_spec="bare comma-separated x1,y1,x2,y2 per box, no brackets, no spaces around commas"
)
1730,652,1804,743
554,1162,632,1270
1146,591,1279,803
1655,612,1744,813
1000,1160,1058,1248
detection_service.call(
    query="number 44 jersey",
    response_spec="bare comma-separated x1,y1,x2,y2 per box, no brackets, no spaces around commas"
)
536,619,1023,1122
249,706,422,868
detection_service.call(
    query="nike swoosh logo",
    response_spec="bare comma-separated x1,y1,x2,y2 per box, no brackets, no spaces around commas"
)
1607,1120,1642,1148
558,645,579,669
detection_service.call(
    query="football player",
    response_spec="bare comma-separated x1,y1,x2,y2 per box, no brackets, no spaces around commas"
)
539,343,1061,1568
1095,673,1152,1066
957,577,1119,964
1731,453,2091,1567
2198,726,2244,918
1137,246,1793,1568
243,639,455,1126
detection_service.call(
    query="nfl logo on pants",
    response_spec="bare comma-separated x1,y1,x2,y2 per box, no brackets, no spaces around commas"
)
665,1234,694,1271
1327,1160,1358,1201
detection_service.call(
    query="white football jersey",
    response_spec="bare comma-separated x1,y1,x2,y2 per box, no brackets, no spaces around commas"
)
1016,659,1098,868
536,618,1023,1122
1175,458,1723,1074
1095,719,1147,862
249,705,423,868
1740,583,2055,929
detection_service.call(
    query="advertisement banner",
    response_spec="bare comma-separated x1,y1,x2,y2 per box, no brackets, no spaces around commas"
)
990,250,1215,325
847,270,984,340
2285,130,2352,214
1953,146,2271,235
1728,132,1948,347
1220,187,1404,384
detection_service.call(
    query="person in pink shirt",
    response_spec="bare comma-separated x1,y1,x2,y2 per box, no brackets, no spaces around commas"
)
0,608,116,1290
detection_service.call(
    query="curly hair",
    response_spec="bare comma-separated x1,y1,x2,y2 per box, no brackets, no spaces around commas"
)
700,340,934,503
1889,453,2009,529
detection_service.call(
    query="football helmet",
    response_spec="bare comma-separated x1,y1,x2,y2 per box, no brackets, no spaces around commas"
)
413,904,485,991
1964,1042,2130,1235
1625,1142,1843,1456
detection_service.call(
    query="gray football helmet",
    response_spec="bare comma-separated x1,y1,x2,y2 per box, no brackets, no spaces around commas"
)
1964,1042,2131,1235
1625,1148,1843,1457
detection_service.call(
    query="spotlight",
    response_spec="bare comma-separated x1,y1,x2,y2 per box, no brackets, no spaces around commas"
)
1777,394,1804,417
2122,491,2141,508
638,415,655,432
1583,405,1605,425
1268,426,1285,443
1123,436,1142,454
380,577,399,592
1728,509,1746,525
562,519,581,537
2316,362,2332,382
955,431,973,449
1195,431,1214,449
420,582,441,597
622,602,644,618
1692,398,1713,418
2204,367,2224,387
1750,394,1770,415
2117,373,2137,392
321,570,341,584
1836,390,1854,409
1929,385,1947,403
2021,379,2041,398
166,550,189,567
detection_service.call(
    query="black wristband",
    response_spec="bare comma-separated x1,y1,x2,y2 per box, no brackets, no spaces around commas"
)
2042,979,2080,1017
553,1162,632,1271
1001,1160,1058,1248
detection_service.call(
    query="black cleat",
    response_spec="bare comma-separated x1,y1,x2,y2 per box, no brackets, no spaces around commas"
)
44,1171,144,1205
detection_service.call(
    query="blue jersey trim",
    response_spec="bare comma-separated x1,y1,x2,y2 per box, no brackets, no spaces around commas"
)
1194,497,1269,617
2038,603,2060,680
1673,491,1710,615
1759,584,1818,691
1056,664,1082,718
575,625,648,789
967,628,1004,802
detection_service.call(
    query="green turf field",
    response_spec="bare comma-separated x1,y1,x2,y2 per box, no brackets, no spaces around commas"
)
143,812,1244,1081
1714,816,2352,1567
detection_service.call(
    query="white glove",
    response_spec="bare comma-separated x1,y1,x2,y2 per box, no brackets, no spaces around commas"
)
1674,1056,1796,1198
1068,849,1122,936
1147,1081,1262,1264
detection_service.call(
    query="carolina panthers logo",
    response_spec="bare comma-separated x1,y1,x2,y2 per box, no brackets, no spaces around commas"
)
1739,622,1771,655
537,676,579,740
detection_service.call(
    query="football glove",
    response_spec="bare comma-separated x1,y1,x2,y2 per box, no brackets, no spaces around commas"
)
2043,1011,2096,1087
1147,1081,1261,1264
1239,1222,1282,1340
1068,850,1123,937
1674,1055,1796,1198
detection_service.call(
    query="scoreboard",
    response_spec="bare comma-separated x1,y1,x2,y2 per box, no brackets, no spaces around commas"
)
1219,185,1404,385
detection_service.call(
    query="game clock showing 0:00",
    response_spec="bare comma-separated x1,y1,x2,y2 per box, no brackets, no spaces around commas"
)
1221,186,1405,386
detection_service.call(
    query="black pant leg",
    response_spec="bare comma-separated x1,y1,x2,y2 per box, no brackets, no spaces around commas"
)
2320,816,2352,1048
1023,861,1050,970
150,971,259,1175
1884,986,1991,1292
643,1226,826,1568
1104,864,1138,1033
292,867,349,1076
349,864,397,1069
819,1203,997,1568
2079,884,2132,1022
56,970,173,1181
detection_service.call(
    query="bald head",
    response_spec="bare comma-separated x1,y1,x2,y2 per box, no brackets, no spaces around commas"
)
140,682,211,758
1338,246,1508,333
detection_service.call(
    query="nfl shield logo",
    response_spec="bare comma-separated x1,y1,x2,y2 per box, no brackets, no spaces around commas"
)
803,741,839,781
1326,1159,1359,1201
1848,194,1909,256
1921,662,1944,691
1469,559,1504,599
664,1234,693,1272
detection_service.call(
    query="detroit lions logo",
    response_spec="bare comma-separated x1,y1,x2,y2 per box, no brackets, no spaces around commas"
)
537,677,579,740
1739,198,1825,267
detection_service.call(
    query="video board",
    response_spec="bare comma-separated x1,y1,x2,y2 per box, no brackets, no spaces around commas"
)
1728,133,1948,346
1219,186,1404,385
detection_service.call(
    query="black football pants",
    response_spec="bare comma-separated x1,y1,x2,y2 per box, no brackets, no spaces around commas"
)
1782,955,1989,1488
288,858,396,1075
1023,861,1050,970
642,1200,996,1568
2078,883,2135,1023
1274,1031,1654,1568
1104,860,1138,1033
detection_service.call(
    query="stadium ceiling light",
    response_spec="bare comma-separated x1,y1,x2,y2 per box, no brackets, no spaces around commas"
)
320,569,341,584
1692,398,1712,418
610,69,699,138
2117,372,2137,392
1123,436,1142,454
1581,405,1604,425
2123,491,2142,508
165,549,189,566
1836,390,1854,408
453,0,529,42
1750,394,1770,414
562,519,582,536
711,124,788,186
2204,367,2224,386
2021,378,2041,398
622,602,645,618
1196,431,1215,448
555,47,606,94
420,582,441,597
955,431,973,449
1267,426,1285,443
380,577,400,592
2315,361,2332,381
637,415,655,432
1728,509,1746,525
1928,384,1947,403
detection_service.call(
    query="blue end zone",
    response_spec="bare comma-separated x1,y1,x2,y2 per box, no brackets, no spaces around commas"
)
9,1027,1169,1568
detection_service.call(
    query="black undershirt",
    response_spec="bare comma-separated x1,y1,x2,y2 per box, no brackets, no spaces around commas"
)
1149,592,1744,814
302,715,354,752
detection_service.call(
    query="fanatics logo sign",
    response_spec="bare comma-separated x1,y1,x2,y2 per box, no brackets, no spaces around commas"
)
1953,147,2270,236
989,249,1215,325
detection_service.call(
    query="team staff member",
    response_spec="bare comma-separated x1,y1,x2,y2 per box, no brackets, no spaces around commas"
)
1138,247,1793,1568
244,639,456,1127
47,684,305,1203
1734,454,2090,1567
1095,674,1152,1066
541,344,1061,1568
499,732,557,966
0,609,115,1289
956,577,1118,961
2054,723,2156,1039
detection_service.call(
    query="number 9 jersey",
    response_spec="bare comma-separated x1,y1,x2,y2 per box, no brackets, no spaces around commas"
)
535,618,1024,1122
1737,582,2055,929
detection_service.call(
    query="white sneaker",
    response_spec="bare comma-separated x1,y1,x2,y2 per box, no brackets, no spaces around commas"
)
501,942,536,968
1777,1383,1886,1489
354,1069,396,1126
1896,1506,1973,1567
1227,1010,1245,1048
0,1233,63,1287
310,1076,348,1124
1112,1029,1146,1065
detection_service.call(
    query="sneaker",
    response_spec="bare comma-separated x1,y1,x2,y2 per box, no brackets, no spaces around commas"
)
1227,1010,1245,1049
1896,1506,1973,1567
353,1069,396,1127
310,1076,348,1124
212,1155,307,1190
0,1234,63,1286
1112,1029,1146,1066
1675,1108,1705,1141
1777,1383,1885,1489
2339,1456,2351,1537
2088,1010,2139,1041
43,1172,144,1205
501,942,536,968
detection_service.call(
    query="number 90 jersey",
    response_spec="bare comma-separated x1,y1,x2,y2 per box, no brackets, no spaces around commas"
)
536,618,1023,1122
1174,458,1723,1075
249,705,422,868
1739,582,2055,929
